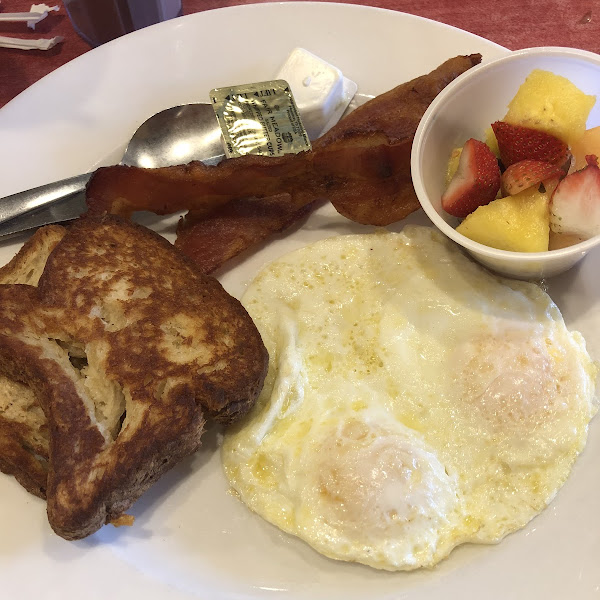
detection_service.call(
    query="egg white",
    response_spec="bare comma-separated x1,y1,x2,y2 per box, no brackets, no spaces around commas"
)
222,226,598,570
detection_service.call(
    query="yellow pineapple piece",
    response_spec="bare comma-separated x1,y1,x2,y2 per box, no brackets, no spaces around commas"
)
484,126,500,157
445,147,462,187
456,187,550,252
570,125,600,170
504,69,595,145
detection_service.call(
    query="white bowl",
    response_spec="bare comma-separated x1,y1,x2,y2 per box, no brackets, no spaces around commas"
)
411,47,600,280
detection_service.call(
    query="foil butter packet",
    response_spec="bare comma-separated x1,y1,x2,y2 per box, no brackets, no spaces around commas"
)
210,79,311,159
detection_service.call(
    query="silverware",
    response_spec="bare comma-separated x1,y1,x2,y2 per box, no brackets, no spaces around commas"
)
0,103,224,237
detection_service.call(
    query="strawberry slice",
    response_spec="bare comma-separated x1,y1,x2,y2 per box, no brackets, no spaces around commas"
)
501,159,563,196
550,154,600,239
441,138,501,218
491,121,569,167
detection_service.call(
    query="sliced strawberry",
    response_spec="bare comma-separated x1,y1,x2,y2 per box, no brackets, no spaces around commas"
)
441,138,501,218
550,154,600,238
491,121,569,167
501,159,564,196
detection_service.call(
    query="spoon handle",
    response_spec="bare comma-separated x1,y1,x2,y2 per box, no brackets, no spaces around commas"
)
0,173,91,225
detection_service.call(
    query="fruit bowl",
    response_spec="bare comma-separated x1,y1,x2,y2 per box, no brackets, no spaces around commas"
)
411,46,600,280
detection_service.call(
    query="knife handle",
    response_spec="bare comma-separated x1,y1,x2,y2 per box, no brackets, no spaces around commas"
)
0,173,92,224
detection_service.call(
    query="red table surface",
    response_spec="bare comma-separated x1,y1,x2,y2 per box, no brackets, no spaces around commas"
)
0,0,597,109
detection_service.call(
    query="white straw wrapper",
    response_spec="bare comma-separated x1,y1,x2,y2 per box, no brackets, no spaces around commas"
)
0,4,59,29
0,34,63,50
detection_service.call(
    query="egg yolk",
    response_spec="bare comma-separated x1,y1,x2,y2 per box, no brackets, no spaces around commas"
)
306,420,458,558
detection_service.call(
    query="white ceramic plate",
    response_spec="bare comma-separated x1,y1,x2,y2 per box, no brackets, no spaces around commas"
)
0,3,598,599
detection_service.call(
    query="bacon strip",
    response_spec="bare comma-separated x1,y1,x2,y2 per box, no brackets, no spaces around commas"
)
86,54,481,268
86,153,312,218
175,195,319,274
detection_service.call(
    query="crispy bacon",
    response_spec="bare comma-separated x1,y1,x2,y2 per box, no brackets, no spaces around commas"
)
86,54,482,268
175,195,319,274
86,153,313,218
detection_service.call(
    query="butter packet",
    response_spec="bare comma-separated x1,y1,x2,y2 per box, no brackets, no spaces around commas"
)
210,79,311,158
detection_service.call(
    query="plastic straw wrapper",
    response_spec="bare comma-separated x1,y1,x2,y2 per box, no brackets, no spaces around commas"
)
0,34,63,50
0,4,59,29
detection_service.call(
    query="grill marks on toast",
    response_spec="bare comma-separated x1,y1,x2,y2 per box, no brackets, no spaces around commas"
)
0,215,267,539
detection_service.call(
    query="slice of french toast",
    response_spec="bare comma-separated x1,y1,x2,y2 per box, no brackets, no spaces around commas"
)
0,225,66,499
0,215,267,540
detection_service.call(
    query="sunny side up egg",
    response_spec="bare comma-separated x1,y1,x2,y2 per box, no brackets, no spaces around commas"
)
222,226,598,571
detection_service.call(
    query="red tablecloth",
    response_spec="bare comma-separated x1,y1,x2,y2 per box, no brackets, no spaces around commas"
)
0,0,597,109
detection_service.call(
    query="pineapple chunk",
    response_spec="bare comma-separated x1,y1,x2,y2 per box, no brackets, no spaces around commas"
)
570,125,600,170
484,126,500,157
456,187,550,252
445,147,462,187
504,69,595,145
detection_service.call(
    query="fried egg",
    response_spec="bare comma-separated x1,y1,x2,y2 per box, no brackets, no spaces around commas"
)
222,226,598,570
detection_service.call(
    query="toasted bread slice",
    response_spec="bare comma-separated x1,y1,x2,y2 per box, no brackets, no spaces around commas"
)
0,215,267,539
0,225,67,285
0,225,66,498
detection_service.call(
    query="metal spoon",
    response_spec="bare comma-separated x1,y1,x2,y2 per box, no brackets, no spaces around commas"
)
0,103,223,237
